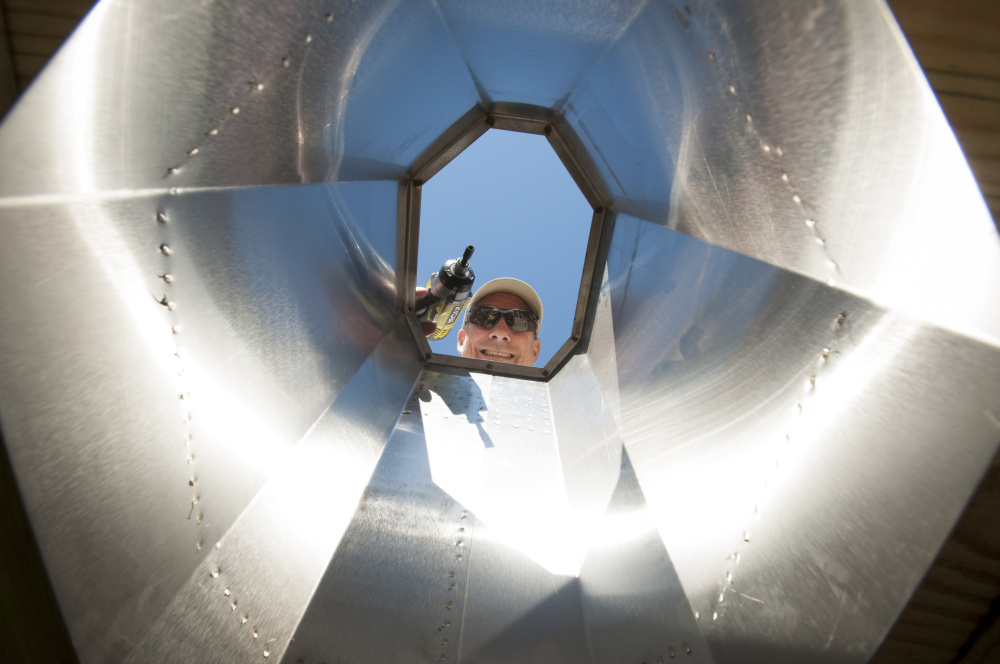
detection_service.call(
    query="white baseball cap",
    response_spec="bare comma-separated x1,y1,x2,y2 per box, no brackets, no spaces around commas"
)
467,278,544,333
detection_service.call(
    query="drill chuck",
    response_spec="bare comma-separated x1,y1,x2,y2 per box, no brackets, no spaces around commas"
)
416,245,476,340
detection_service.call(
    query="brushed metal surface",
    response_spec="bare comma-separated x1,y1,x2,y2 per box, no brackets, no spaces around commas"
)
604,214,1000,663
1,0,999,663
122,331,420,664
0,180,406,662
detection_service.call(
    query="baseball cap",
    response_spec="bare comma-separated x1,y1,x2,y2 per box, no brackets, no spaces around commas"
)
467,278,544,333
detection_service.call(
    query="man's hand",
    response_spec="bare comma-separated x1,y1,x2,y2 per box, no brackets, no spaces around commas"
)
415,287,438,338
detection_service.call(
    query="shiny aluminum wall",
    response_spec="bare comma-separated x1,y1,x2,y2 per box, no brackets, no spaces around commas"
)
1,1,999,663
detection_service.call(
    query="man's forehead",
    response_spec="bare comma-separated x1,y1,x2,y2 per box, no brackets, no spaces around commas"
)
477,292,530,311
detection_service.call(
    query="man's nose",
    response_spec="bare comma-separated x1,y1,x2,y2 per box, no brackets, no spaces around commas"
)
489,318,512,341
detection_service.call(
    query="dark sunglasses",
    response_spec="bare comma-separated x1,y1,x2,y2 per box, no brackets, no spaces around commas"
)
467,305,539,333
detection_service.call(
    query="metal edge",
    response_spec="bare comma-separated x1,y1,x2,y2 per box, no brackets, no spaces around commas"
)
395,180,410,312
489,103,554,134
572,207,609,340
542,207,609,377
489,115,549,135
402,104,611,383
397,179,419,310
545,122,608,212
411,107,491,183
428,353,548,380
398,179,433,362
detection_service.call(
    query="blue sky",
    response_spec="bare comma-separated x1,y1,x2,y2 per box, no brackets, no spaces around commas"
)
418,129,593,366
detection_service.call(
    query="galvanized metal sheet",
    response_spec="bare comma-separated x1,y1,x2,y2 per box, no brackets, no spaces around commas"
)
1,0,999,663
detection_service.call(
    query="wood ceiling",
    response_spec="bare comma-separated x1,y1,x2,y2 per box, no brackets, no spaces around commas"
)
0,1,998,662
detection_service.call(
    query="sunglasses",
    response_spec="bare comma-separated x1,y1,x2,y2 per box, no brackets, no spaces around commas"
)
467,305,539,333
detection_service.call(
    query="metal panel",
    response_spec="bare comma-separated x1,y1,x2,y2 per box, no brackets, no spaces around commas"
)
603,214,1000,663
434,0,649,110
0,0,481,194
563,0,1000,344
580,451,713,664
124,330,420,664
0,181,407,662
1,1,999,663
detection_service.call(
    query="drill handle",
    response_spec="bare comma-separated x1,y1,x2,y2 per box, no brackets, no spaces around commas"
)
414,291,439,316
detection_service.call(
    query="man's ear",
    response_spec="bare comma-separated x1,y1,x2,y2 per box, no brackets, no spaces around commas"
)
457,326,467,355
531,336,541,364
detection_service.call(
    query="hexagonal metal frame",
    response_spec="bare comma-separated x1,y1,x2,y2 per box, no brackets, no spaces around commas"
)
398,103,610,380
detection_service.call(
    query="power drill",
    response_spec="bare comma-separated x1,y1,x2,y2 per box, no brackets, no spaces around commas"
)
415,245,476,341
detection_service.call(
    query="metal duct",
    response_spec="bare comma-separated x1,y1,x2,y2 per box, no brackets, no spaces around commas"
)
1,1,999,663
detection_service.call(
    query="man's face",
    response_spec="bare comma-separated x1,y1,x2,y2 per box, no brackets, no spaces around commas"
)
457,292,541,366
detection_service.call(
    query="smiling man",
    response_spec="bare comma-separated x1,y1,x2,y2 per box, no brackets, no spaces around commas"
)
456,278,542,367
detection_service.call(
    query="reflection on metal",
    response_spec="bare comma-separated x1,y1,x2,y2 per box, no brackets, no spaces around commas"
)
1,1,999,663
400,105,609,379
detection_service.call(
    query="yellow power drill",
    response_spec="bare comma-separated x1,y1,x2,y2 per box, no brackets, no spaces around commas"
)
415,245,476,340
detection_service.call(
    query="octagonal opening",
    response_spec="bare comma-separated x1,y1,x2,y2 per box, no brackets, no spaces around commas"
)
401,108,609,379
418,129,592,367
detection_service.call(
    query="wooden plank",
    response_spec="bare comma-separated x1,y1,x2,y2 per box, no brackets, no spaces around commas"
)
927,70,1000,101
888,0,1000,79
936,93,1000,132
0,7,17,114
952,127,1000,160
871,642,954,664
9,33,64,57
4,0,95,18
987,197,1000,226
967,157,1000,197
905,43,1000,80
6,9,82,38
13,53,48,81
